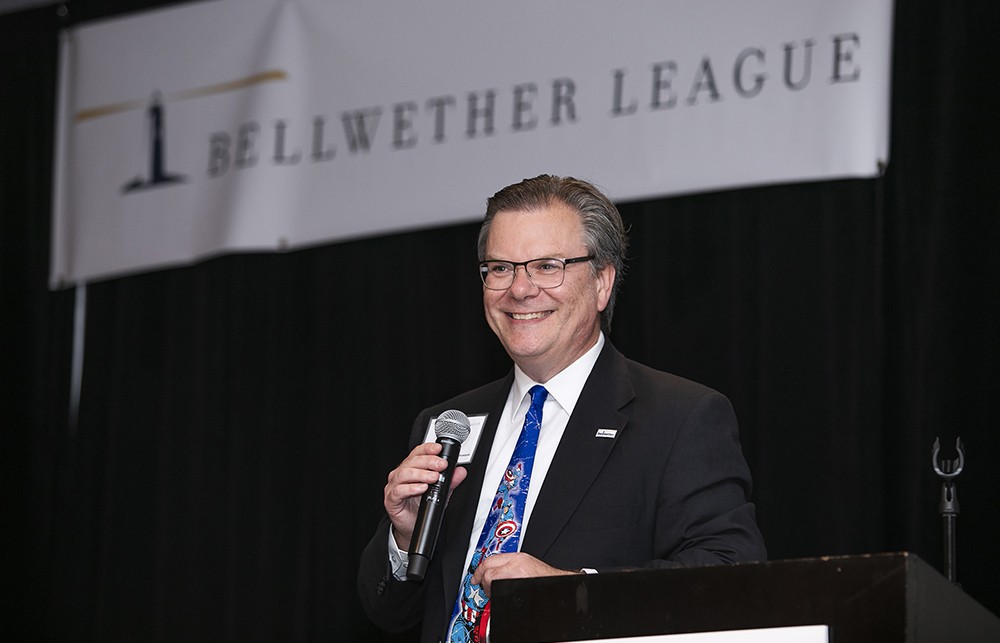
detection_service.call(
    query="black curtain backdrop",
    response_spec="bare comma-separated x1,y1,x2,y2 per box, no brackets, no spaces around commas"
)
3,1,999,640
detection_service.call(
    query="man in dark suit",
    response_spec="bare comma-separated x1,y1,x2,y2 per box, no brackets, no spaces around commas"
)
358,175,765,642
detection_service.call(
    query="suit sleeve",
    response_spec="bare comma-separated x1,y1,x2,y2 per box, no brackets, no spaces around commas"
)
649,389,766,568
356,412,435,634
356,515,428,634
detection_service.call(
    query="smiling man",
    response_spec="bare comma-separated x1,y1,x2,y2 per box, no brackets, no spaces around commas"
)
358,175,766,643
481,201,613,384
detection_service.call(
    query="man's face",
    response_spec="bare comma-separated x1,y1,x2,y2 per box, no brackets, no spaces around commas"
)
483,203,614,383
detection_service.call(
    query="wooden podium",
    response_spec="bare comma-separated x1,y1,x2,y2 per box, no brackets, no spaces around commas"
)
490,552,1000,642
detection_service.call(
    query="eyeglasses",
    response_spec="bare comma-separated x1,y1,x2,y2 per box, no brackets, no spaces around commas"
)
479,255,594,290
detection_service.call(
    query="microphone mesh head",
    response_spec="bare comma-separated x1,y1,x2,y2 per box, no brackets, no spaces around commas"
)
434,410,471,443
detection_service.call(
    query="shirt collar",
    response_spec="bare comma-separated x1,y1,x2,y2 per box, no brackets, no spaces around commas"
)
511,333,605,421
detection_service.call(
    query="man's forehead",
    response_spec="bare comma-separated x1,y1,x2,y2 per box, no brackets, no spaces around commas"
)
486,207,584,255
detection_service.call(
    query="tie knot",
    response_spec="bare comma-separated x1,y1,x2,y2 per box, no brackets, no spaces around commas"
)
529,385,548,409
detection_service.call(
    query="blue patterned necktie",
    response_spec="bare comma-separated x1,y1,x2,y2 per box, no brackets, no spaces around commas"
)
446,385,548,643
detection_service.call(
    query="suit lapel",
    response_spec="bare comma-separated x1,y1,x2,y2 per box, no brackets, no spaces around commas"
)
521,344,634,558
438,375,512,614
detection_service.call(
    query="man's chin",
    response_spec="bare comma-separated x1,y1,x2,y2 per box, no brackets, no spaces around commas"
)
499,338,549,363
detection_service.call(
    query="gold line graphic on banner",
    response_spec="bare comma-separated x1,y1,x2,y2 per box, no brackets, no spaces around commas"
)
74,69,288,122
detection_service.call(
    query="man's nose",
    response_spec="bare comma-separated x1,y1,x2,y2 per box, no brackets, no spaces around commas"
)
508,265,539,296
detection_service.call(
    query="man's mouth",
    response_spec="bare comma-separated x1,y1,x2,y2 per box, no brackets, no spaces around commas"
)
509,311,551,320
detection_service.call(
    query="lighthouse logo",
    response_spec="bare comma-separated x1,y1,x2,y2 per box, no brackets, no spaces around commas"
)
70,70,287,196
122,93,186,193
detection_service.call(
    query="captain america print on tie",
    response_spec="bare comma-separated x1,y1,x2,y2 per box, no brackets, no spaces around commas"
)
446,385,548,643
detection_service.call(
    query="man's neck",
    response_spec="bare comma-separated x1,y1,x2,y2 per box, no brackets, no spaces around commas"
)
515,332,604,384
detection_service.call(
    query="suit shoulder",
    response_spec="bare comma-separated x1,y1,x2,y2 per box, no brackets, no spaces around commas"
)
622,356,727,402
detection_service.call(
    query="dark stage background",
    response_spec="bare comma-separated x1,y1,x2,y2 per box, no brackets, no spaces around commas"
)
3,1,998,640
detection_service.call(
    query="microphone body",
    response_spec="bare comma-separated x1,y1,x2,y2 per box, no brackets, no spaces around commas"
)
407,411,470,581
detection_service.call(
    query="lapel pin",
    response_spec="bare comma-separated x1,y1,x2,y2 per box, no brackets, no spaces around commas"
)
595,428,618,439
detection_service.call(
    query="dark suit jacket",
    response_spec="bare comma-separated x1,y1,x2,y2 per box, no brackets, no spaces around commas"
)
358,342,765,642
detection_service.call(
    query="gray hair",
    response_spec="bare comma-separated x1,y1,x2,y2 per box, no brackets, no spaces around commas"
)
477,175,629,333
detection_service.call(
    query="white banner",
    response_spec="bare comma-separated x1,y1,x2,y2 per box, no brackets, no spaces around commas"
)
51,0,893,287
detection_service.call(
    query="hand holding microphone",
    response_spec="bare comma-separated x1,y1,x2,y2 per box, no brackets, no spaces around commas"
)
405,410,471,581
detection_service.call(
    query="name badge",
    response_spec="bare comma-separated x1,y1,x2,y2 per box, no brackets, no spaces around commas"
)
424,413,488,465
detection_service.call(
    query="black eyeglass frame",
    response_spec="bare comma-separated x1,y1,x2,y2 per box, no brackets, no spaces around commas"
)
478,255,595,290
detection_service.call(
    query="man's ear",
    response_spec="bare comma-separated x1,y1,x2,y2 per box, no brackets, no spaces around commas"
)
595,264,615,312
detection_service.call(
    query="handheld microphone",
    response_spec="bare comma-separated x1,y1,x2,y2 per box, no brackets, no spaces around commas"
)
407,409,471,581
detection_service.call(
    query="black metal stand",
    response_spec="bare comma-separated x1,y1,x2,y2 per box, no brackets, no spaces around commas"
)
932,437,964,584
